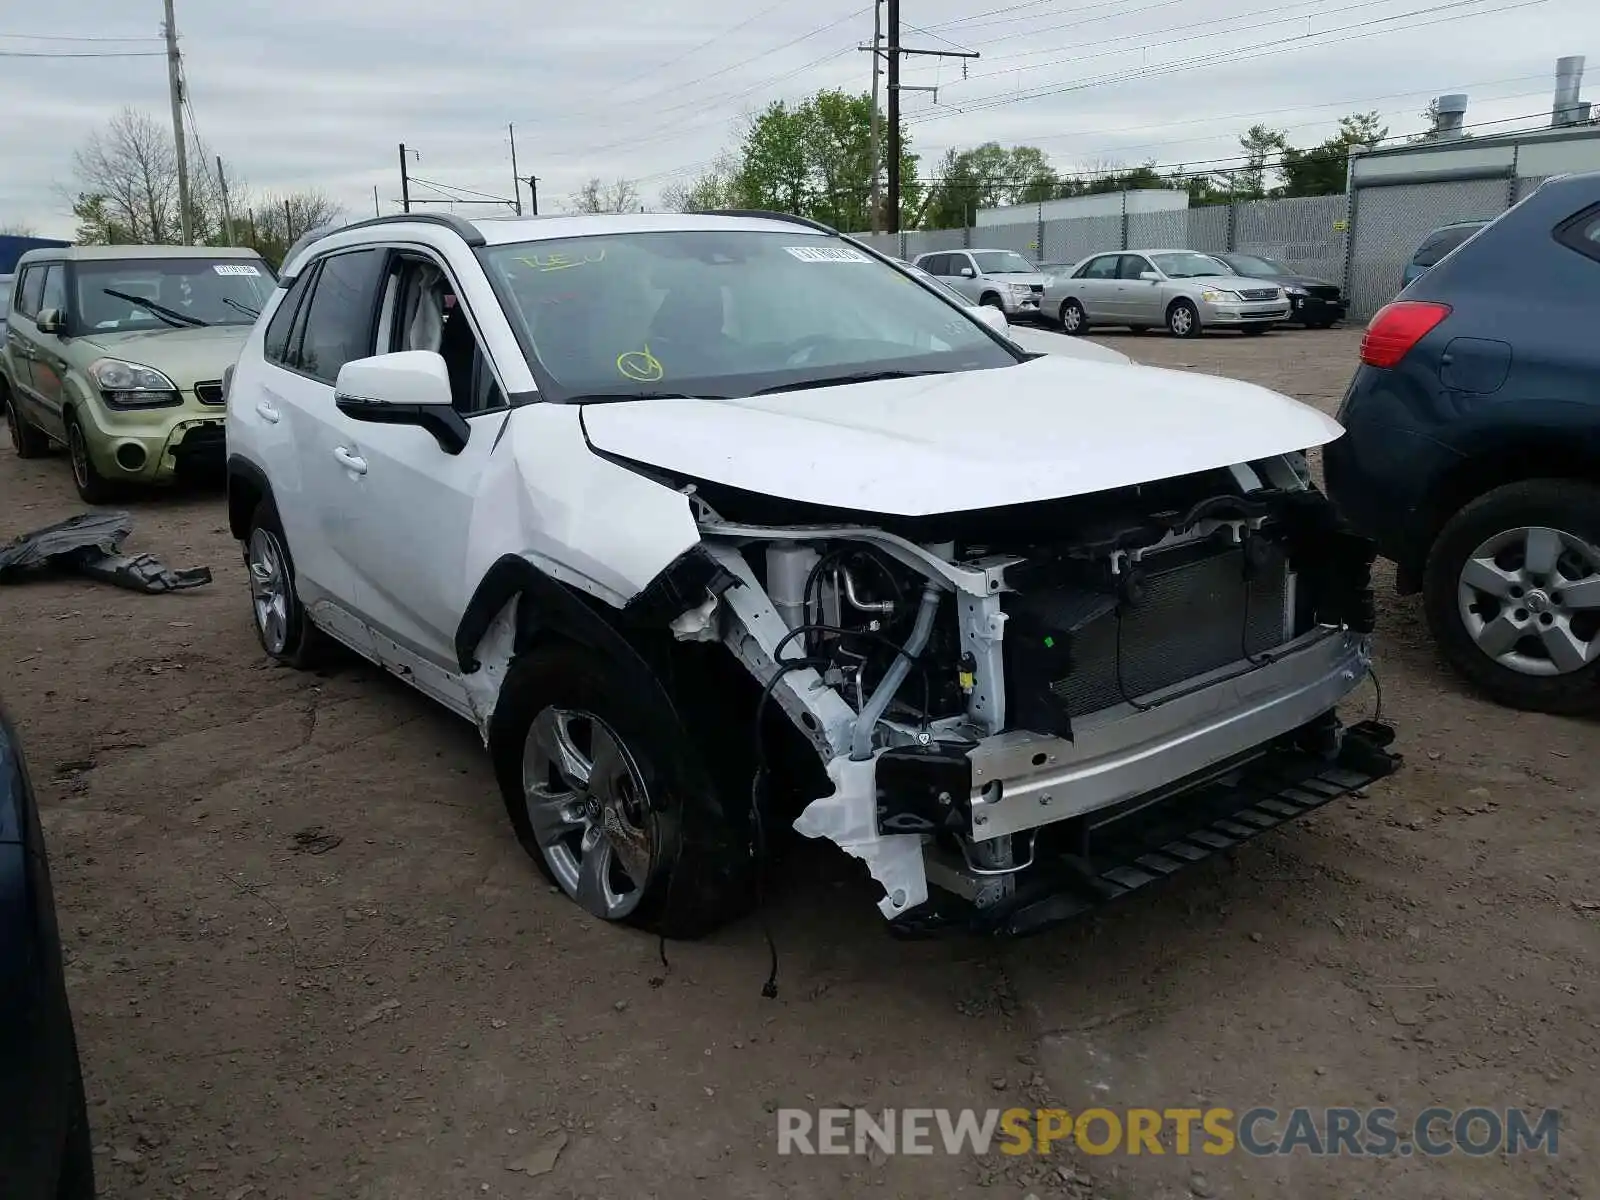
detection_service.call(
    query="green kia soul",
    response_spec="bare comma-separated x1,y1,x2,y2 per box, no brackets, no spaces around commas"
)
1,244,275,502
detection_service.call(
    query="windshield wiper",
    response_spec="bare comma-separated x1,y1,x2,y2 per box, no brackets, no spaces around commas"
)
102,288,208,328
220,296,259,319
565,391,704,403
755,369,948,395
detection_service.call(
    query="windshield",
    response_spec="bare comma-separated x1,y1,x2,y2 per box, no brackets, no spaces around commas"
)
481,231,1018,401
72,258,276,333
1413,224,1483,268
970,250,1037,274
1224,254,1288,277
1151,251,1228,279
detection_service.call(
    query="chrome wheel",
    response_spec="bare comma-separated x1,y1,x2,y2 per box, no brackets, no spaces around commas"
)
247,527,292,655
1169,304,1196,337
522,707,655,921
1061,302,1083,333
67,421,91,491
1457,525,1600,676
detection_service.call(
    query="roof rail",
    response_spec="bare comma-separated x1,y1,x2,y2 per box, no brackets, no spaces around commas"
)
702,209,840,235
278,212,486,281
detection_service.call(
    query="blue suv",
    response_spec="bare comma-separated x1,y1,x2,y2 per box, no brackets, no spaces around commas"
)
1326,172,1600,714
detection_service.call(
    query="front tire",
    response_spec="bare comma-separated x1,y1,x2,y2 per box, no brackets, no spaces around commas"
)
1167,299,1201,339
980,293,1004,311
244,500,328,668
1423,479,1600,714
64,412,115,503
1059,299,1087,335
490,642,752,938
55,1045,95,1200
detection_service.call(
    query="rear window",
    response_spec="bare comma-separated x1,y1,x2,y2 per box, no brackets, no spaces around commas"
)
1554,204,1600,265
1412,225,1483,268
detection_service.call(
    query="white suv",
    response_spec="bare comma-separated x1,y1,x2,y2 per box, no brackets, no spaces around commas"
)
225,211,1397,940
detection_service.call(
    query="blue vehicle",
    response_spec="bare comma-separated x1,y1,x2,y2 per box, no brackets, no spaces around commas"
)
1326,172,1600,714
0,705,95,1197
1398,219,1489,290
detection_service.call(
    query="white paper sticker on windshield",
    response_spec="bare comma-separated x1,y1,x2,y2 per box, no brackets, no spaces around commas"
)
783,245,871,263
213,264,261,276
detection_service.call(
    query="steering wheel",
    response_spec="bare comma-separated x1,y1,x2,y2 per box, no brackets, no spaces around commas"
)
784,334,837,367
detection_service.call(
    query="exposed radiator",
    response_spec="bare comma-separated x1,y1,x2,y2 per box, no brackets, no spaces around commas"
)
1003,539,1292,732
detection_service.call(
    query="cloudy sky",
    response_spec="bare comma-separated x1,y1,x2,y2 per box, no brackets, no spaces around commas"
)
1,0,1591,236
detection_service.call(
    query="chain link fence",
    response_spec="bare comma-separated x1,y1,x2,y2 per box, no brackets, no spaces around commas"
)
1347,176,1509,319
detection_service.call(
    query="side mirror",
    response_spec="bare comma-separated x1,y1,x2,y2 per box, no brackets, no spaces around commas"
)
36,307,63,334
1138,271,1161,283
972,305,1009,335
334,351,469,455
959,266,976,279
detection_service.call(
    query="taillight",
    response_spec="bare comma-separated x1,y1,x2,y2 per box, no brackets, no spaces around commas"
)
1359,301,1451,368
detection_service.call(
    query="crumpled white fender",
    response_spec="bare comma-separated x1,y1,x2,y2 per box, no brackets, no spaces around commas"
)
793,756,928,919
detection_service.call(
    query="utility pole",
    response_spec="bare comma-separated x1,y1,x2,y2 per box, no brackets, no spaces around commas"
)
398,143,416,213
283,198,293,243
526,175,539,216
886,0,900,234
163,0,192,245
867,0,883,233
373,185,381,217
216,155,236,245
883,4,979,235
508,124,524,216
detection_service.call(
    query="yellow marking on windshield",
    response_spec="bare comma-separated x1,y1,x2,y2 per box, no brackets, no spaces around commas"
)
616,344,664,383
515,248,607,272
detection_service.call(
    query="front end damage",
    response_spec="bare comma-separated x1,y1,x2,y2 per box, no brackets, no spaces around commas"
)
663,450,1400,934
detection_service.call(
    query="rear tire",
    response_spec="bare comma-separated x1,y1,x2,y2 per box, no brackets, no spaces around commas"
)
55,1045,95,1200
1059,299,1087,335
3,384,50,459
244,500,328,669
1423,479,1600,715
1167,299,1201,339
64,411,116,504
490,642,753,939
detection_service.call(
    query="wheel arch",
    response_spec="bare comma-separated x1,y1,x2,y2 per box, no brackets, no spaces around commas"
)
1398,439,1600,593
227,454,273,543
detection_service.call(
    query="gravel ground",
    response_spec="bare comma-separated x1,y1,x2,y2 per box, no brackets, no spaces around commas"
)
1,325,1595,1200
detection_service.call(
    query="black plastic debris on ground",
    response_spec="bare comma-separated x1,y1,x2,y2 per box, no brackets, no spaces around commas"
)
0,511,212,594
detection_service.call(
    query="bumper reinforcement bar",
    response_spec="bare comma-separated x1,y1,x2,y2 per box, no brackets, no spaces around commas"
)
891,719,1399,938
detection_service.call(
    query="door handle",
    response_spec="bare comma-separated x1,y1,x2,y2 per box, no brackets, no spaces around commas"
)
333,446,367,475
255,399,280,423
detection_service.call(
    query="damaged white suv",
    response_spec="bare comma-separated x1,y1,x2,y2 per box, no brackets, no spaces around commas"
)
225,210,1398,938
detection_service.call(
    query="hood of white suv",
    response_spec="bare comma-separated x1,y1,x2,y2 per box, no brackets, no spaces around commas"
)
580,355,1342,516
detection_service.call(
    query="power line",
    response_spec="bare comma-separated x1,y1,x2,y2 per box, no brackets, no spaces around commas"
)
0,48,164,57
0,31,163,42
905,0,1545,125
406,176,517,205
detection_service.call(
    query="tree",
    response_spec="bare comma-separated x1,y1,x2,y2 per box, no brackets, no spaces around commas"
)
922,143,1057,229
235,190,347,266
708,88,917,231
1278,112,1388,197
1234,124,1288,199
0,222,39,237
658,155,742,213
567,178,641,214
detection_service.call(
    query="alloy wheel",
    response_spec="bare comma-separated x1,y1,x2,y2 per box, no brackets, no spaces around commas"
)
1456,524,1600,676
247,527,292,655
522,707,655,921
67,422,91,490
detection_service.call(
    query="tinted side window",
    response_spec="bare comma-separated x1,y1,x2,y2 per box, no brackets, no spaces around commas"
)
18,267,46,318
263,270,317,366
39,264,66,313
296,249,386,384
1119,255,1153,280
929,254,953,276
1077,255,1116,280
1555,204,1600,265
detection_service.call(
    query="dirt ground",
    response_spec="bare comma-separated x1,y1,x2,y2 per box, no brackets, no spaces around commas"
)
2,326,1595,1200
